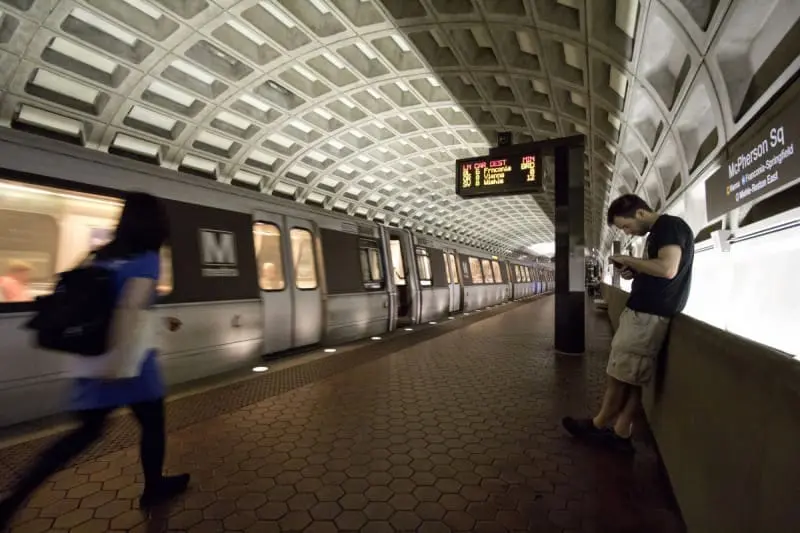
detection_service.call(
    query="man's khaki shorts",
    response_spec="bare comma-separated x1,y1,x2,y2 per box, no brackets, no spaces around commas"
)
607,308,671,386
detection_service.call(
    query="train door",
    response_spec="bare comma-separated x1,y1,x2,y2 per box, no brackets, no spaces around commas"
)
287,217,323,347
253,213,292,354
378,225,398,331
445,250,461,313
388,229,419,325
503,261,513,301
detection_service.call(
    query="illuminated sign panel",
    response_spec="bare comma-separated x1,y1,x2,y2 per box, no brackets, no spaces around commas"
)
705,80,800,220
455,152,542,198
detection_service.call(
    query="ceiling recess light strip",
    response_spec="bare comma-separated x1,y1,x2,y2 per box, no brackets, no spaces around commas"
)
355,42,377,60
32,70,99,104
17,105,82,136
249,149,277,165
391,35,411,52
217,111,252,130
71,8,138,46
260,1,296,28
308,0,331,15
122,0,163,19
49,38,117,74
226,19,266,46
239,94,270,112
112,133,159,157
323,52,345,69
182,154,217,173
128,106,176,131
235,170,262,185
172,60,216,85
149,80,195,107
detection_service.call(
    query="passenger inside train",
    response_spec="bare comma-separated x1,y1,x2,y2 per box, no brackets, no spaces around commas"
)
0,261,33,303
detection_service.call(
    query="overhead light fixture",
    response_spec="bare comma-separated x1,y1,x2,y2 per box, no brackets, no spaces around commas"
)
371,336,381,340
324,348,336,353
252,366,268,372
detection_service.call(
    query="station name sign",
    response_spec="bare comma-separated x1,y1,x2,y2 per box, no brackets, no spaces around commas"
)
705,80,800,220
455,151,542,198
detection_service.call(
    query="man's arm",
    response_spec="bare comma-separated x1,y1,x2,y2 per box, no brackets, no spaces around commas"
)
612,245,682,279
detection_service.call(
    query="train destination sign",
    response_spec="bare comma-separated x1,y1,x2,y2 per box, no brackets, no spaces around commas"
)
455,152,542,198
705,80,800,220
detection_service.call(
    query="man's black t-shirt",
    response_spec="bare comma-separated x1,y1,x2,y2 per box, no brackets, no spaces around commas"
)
626,214,694,317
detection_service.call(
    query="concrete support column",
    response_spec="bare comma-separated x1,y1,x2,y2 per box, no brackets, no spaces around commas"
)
611,240,621,288
554,142,585,355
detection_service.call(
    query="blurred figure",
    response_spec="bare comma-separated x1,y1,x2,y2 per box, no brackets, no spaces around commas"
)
0,260,33,302
261,261,281,290
0,192,189,531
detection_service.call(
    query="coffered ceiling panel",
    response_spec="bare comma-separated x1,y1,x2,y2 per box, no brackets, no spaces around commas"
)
0,0,797,255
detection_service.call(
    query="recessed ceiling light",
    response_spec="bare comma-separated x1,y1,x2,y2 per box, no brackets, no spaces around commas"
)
324,348,336,353
371,336,381,340
252,366,268,372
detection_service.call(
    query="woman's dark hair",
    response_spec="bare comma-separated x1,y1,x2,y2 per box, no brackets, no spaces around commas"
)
606,194,652,225
94,192,169,260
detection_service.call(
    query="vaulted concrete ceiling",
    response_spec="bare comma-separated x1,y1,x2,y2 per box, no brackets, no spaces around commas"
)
0,0,796,255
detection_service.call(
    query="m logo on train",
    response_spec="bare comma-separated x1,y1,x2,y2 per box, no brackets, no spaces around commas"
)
199,229,238,278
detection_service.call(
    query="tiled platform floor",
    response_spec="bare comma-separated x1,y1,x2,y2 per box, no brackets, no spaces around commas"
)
3,296,685,533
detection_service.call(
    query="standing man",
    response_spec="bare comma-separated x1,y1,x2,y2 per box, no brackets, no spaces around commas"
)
562,194,694,454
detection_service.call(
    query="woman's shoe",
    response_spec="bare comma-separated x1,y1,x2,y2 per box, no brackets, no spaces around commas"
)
139,474,190,509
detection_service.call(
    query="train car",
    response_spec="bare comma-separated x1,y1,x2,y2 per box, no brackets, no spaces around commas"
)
0,128,546,427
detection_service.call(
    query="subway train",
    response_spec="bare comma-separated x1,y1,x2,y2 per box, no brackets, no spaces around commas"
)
0,128,553,427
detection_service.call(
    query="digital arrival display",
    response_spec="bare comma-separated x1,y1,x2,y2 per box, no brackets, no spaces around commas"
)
455,152,543,198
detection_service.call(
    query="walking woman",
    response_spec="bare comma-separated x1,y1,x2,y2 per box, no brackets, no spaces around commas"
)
0,192,190,530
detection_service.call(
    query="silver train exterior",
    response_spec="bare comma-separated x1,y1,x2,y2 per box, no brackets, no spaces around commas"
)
0,128,553,427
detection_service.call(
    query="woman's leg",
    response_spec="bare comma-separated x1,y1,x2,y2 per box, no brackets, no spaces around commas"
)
0,408,110,528
129,399,165,486
129,399,189,508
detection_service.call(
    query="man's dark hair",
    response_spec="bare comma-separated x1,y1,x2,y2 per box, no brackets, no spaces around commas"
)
606,194,652,225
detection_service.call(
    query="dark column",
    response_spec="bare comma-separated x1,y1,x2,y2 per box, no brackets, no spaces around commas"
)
611,240,621,288
554,142,585,354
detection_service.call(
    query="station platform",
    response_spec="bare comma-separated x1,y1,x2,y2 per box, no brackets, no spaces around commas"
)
1,296,685,533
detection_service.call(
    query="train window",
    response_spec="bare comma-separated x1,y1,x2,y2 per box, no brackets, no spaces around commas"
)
444,254,451,284
0,179,173,306
253,222,285,291
416,247,432,287
359,239,384,290
491,260,502,283
480,259,493,283
468,257,484,284
290,228,317,290
390,239,406,286
447,253,459,284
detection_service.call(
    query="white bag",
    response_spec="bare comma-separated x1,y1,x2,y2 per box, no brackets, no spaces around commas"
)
67,310,156,379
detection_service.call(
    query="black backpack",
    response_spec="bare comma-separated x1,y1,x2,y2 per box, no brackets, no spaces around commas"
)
25,261,118,356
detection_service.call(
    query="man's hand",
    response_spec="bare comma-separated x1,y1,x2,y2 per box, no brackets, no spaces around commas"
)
619,268,635,280
609,255,629,268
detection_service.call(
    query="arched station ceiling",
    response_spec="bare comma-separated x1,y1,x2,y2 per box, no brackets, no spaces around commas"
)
0,0,797,255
